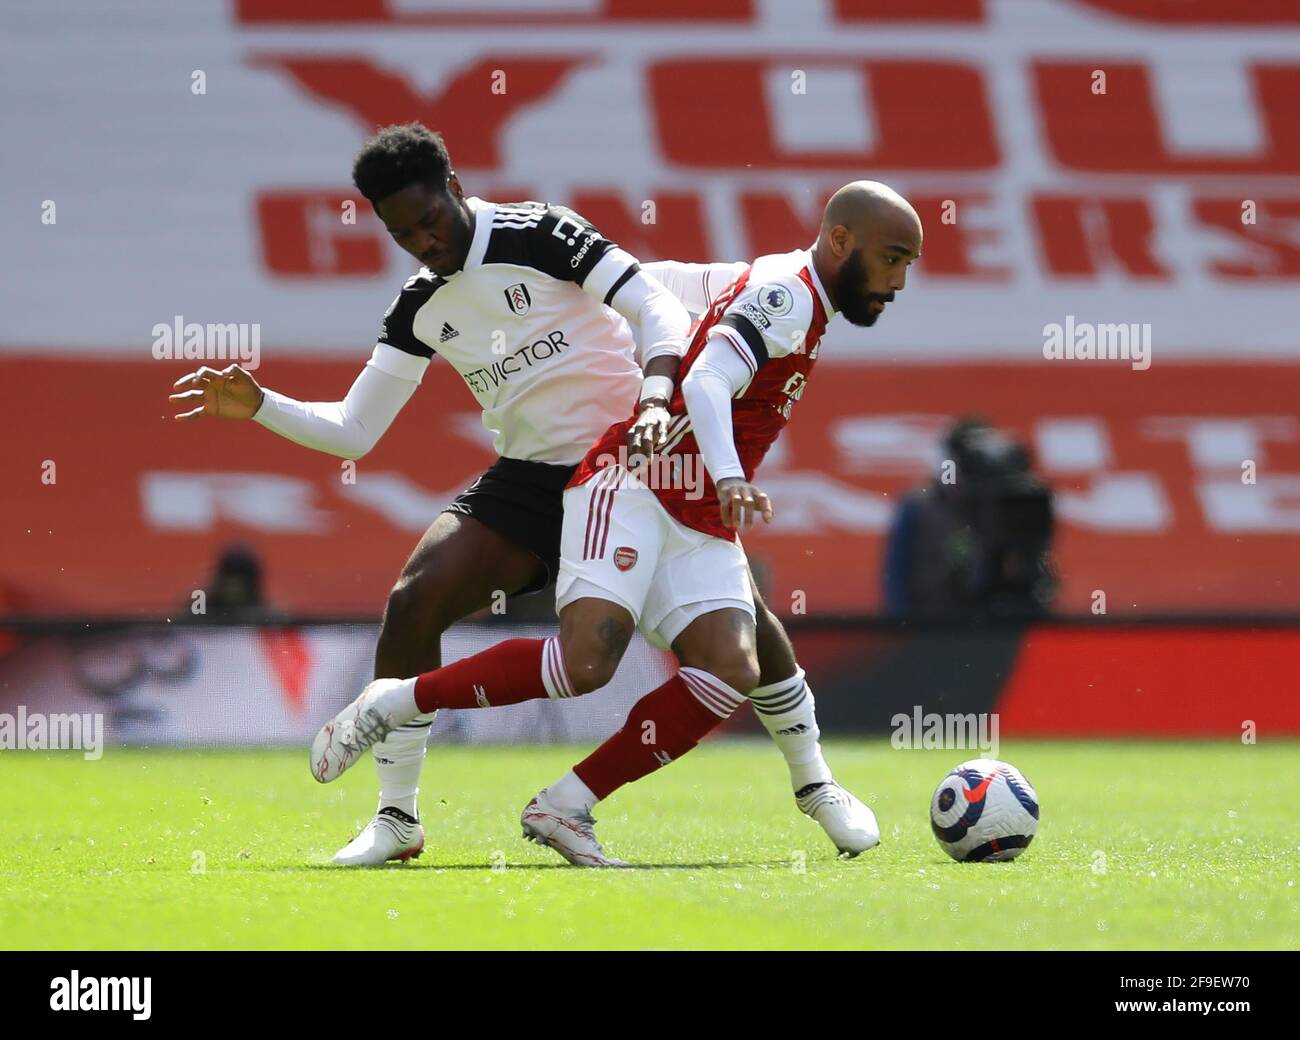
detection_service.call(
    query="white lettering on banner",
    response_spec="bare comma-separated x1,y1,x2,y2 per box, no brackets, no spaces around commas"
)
764,65,875,154
1054,474,1171,532
838,415,1174,532
1142,417,1298,470
1034,418,1113,473
139,404,1295,539
141,473,331,532
755,473,895,532
1153,56,1263,155
2,2,1298,354
1197,476,1300,533
334,473,464,531
832,415,951,474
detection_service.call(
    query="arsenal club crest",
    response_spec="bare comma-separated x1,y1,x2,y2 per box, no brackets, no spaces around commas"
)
613,546,638,572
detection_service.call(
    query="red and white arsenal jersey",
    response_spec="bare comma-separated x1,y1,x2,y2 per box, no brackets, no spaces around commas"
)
570,248,833,541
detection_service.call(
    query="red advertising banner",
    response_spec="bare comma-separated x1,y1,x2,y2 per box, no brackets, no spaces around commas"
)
5,357,1297,616
997,625,1300,736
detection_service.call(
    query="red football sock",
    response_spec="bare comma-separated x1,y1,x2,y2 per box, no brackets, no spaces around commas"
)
413,636,575,712
573,667,747,801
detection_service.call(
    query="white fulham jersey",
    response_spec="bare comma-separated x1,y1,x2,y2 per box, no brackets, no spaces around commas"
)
376,197,656,465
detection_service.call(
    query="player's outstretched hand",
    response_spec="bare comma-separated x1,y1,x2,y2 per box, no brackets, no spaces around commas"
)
169,364,265,421
716,477,774,530
626,400,671,460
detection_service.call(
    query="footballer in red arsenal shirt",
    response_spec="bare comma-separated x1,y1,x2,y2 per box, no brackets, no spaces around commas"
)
571,252,832,544
311,180,922,866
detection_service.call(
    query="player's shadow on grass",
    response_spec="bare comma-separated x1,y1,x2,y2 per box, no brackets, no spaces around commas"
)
612,861,794,871
288,858,796,872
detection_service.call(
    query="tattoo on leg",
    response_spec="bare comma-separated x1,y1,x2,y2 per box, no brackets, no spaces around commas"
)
596,616,632,663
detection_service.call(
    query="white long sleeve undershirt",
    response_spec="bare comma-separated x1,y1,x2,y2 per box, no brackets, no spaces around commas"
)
251,344,426,460
679,331,755,485
642,260,748,317
598,253,693,366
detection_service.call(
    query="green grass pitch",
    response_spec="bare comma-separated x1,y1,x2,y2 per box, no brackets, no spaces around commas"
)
1,740,1295,950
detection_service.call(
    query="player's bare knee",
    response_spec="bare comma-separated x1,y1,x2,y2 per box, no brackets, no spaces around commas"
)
561,644,616,696
703,650,761,697
560,640,619,695
559,622,631,695
570,663,618,696
382,576,453,640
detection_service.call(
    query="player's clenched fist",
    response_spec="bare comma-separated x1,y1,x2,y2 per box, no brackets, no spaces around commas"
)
715,477,774,530
169,364,265,421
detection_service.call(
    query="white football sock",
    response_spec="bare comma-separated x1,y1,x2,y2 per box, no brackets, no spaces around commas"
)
371,712,435,819
547,769,598,814
371,674,420,722
748,668,834,792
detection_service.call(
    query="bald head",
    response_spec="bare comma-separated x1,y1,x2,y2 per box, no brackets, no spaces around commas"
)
813,180,922,328
822,180,921,243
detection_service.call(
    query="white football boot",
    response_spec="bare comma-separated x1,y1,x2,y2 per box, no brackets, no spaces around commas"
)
796,781,880,857
310,678,412,783
333,807,426,866
521,789,629,868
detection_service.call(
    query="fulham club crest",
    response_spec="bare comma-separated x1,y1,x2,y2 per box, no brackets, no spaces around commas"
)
613,546,638,572
504,283,531,316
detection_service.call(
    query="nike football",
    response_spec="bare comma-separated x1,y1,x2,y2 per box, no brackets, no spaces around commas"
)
930,758,1039,862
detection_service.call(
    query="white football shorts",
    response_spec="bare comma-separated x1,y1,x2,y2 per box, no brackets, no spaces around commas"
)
555,467,754,649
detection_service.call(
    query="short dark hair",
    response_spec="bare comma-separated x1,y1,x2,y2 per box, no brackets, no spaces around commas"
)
352,122,452,205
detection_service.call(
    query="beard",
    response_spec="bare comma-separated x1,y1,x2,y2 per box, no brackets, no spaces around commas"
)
835,249,894,327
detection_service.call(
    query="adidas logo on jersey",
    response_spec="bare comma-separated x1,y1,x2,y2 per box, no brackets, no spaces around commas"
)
440,322,460,343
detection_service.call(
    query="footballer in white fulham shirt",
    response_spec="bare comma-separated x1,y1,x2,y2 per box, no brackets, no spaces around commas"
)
172,123,877,865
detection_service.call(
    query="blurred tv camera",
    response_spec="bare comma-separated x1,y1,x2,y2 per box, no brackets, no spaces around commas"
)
883,416,1057,621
